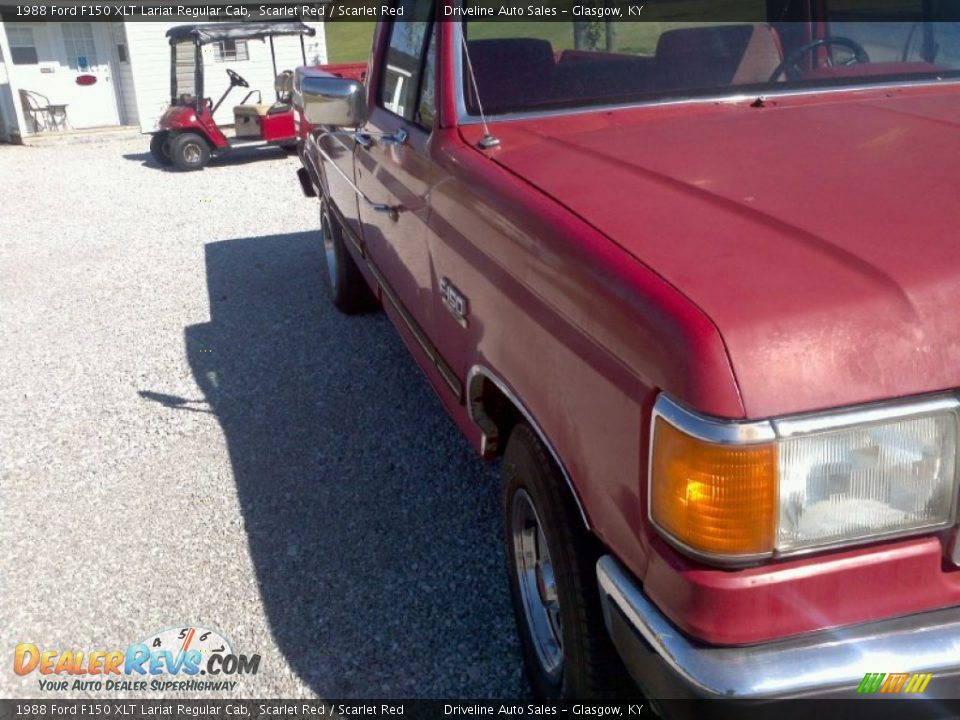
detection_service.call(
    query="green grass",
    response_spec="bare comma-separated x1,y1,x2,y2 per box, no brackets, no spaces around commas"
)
323,19,744,64
325,22,377,63
467,21,744,56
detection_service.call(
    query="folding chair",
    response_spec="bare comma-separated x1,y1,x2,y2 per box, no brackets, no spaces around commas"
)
19,89,56,133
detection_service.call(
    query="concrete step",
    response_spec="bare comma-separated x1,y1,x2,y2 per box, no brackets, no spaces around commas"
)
20,125,142,146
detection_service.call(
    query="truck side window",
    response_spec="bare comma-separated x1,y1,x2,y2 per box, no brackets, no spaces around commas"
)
415,25,437,129
378,0,434,122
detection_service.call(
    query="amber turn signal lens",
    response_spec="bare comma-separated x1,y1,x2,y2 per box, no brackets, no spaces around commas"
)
650,418,777,556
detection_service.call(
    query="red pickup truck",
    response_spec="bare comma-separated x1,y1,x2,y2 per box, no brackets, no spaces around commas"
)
294,3,960,703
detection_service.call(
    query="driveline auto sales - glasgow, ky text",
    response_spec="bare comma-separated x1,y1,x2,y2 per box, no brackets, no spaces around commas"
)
443,706,638,716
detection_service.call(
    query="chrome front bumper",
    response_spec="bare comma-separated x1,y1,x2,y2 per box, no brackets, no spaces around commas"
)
597,555,960,699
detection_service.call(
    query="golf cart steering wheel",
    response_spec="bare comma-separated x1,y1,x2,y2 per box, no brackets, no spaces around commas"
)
769,37,871,82
226,69,250,88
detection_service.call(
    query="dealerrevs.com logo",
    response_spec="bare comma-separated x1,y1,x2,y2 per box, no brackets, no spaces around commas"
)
14,626,260,692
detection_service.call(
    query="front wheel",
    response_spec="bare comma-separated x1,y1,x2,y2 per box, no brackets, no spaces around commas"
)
319,198,378,314
169,132,210,171
149,132,172,166
502,424,631,699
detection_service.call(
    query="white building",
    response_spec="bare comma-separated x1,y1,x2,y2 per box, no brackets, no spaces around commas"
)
0,17,326,142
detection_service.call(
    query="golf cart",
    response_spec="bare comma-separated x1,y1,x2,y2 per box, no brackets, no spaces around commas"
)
150,21,315,171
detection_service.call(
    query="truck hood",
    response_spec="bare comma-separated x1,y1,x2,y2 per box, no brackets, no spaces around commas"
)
472,86,960,418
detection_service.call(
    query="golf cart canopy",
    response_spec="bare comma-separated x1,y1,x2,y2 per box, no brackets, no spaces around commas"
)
167,20,314,109
166,21,315,45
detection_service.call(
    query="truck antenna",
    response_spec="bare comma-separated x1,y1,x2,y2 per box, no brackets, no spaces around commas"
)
460,28,500,150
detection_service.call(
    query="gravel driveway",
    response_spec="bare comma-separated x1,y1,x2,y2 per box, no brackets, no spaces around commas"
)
0,138,526,699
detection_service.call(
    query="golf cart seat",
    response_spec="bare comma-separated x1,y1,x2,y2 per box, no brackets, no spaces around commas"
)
235,103,272,116
263,71,295,116
233,101,297,139
234,103,272,137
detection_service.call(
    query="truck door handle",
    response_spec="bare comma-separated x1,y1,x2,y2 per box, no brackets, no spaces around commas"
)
311,131,400,221
352,127,408,149
352,132,375,149
380,127,408,147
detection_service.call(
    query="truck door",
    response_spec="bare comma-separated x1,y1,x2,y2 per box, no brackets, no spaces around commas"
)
356,6,460,398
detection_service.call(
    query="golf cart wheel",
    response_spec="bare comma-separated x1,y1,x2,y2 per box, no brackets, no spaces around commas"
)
502,423,631,699
149,132,172,166
169,132,210,171
320,198,378,314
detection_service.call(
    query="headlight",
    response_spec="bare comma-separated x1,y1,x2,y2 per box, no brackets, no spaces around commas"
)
649,394,959,563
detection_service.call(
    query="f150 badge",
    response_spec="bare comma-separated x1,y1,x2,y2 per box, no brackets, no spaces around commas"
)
440,277,468,328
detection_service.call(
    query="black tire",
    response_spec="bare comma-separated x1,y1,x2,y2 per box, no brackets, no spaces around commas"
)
320,198,378,314
149,132,172,166
169,132,210,171
502,423,631,699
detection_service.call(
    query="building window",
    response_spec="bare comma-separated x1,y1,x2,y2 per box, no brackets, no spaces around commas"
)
212,40,249,62
8,26,39,65
61,22,98,71
111,23,128,63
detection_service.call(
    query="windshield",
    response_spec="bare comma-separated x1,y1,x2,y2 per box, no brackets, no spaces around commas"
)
171,41,199,106
462,5,960,116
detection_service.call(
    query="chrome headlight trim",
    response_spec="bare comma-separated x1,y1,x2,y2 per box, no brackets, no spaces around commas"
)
653,394,776,445
772,394,960,438
657,392,960,443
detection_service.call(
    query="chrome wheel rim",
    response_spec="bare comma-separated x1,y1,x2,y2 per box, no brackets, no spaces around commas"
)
320,204,338,290
512,489,563,683
183,143,201,164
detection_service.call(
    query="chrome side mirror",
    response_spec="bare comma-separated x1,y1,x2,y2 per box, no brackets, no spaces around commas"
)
294,68,367,129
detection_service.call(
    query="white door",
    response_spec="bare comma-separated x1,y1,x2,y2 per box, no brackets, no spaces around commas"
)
7,22,119,131
55,22,120,129
0,47,11,139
